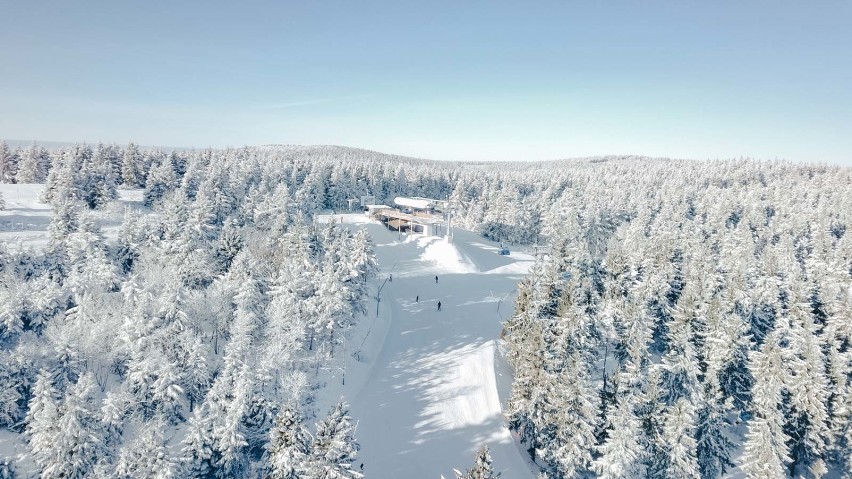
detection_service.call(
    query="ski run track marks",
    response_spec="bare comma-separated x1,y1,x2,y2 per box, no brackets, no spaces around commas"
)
321,214,536,479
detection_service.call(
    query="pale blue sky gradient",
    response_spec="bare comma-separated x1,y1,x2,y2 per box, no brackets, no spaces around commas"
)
1,1,850,164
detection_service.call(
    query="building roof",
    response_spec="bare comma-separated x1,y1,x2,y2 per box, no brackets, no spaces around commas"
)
394,197,433,209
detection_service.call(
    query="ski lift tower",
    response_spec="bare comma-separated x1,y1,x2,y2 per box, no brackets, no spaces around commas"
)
436,195,454,242
445,207,454,242
532,244,552,258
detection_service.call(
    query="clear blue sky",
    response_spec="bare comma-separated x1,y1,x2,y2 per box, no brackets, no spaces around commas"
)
1,1,850,164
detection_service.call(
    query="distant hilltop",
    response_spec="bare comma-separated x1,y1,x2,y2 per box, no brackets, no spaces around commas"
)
4,140,672,166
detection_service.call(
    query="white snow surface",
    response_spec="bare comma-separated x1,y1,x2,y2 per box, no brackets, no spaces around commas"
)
321,214,535,478
419,236,479,274
1,201,536,477
0,184,146,249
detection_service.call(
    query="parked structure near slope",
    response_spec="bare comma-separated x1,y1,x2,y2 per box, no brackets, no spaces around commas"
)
362,196,452,237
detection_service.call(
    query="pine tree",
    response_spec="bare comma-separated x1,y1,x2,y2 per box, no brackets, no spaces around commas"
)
101,388,133,449
660,398,701,479
0,354,24,430
82,144,118,209
0,457,15,479
181,407,218,478
25,371,60,475
213,366,252,478
0,142,18,183
454,445,500,479
64,216,119,294
537,292,598,478
122,142,145,188
592,378,648,479
15,143,48,183
262,272,307,397
0,273,24,340
115,419,176,478
782,286,831,478
43,373,106,479
144,158,177,207
695,386,735,479
267,406,312,479
215,217,243,271
740,330,791,479
308,400,361,479
40,150,79,206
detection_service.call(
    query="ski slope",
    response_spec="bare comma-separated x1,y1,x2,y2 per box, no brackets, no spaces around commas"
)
325,215,537,478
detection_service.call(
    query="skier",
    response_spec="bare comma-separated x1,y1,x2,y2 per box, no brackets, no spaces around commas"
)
437,301,442,311
416,295,419,302
389,274,393,282
435,275,439,283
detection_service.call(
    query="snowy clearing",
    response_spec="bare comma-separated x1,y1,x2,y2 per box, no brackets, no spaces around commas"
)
0,184,145,249
320,214,535,478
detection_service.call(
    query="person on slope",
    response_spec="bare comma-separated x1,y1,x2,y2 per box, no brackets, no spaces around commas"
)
437,301,442,311
416,295,419,303
435,275,439,283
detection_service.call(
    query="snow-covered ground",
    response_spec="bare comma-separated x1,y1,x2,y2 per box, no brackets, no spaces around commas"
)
0,184,145,249
320,214,536,478
1,195,537,477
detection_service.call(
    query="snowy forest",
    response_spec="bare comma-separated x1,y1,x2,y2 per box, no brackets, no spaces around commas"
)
0,142,379,478
0,140,850,478
503,161,852,478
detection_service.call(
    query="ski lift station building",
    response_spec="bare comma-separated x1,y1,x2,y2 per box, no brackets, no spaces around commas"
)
393,196,450,213
365,197,448,236
393,196,434,212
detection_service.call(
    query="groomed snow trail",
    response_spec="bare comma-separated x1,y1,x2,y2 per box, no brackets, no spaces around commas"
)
333,218,536,479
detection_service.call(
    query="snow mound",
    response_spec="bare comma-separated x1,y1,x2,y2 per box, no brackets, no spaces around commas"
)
419,237,478,274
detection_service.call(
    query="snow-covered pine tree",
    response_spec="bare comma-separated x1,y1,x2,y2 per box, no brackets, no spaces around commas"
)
781,282,831,478
64,215,119,294
267,406,313,479
40,149,78,206
0,457,15,479
0,142,18,183
694,384,735,479
537,291,598,478
181,407,218,478
15,143,49,183
740,329,792,479
308,400,361,479
25,371,60,474
659,398,701,479
0,353,25,431
121,142,145,188
143,158,177,207
503,275,548,460
454,445,500,479
262,270,306,398
101,387,134,450
114,419,176,478
81,143,118,209
43,373,106,479
592,365,649,479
